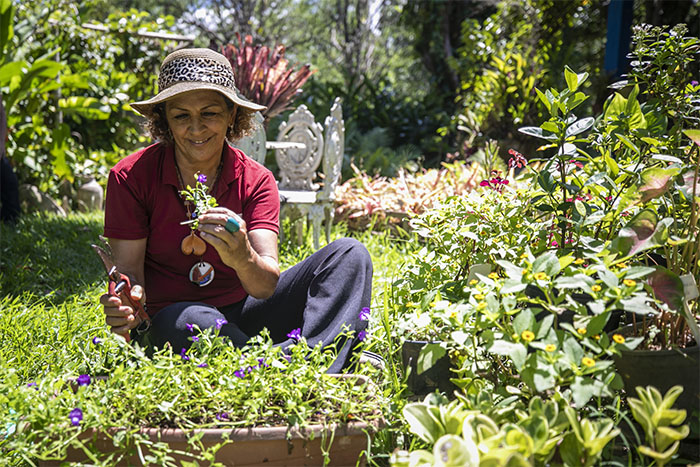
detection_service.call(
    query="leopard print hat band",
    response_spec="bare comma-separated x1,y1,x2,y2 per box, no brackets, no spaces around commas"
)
130,48,266,118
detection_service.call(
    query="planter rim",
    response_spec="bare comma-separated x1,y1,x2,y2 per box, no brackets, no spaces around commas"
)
616,344,699,358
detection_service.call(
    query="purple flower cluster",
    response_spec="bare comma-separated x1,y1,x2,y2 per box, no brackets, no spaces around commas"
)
180,348,190,361
197,173,208,184
359,307,370,321
215,318,228,329
216,412,230,421
69,408,83,427
77,374,91,386
92,337,102,345
286,328,302,340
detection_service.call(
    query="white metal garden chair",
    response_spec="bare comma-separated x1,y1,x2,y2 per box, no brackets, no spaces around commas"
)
275,98,344,249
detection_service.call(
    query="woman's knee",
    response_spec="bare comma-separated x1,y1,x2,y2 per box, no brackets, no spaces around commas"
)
329,238,372,270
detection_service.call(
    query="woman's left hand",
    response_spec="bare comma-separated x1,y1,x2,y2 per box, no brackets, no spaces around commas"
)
197,207,250,270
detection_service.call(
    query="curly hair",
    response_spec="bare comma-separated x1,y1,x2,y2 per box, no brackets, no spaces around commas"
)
144,97,257,145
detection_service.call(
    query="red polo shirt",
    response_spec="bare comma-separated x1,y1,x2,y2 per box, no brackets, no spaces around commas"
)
104,142,280,316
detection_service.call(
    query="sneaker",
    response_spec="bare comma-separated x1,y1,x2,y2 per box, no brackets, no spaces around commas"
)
358,350,385,371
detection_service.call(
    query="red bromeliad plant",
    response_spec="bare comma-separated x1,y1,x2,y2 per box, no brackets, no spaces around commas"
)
221,33,315,122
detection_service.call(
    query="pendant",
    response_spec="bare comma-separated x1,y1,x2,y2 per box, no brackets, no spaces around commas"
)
189,261,215,287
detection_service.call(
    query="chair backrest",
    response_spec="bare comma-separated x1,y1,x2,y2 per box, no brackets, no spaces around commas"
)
275,105,324,191
232,111,266,164
320,97,344,201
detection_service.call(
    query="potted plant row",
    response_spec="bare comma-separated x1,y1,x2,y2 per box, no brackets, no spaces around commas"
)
1,329,384,466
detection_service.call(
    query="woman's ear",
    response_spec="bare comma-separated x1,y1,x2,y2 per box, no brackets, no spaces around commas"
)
229,105,238,128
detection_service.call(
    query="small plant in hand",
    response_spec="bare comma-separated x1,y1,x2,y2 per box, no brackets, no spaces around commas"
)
180,172,218,256
1,328,383,464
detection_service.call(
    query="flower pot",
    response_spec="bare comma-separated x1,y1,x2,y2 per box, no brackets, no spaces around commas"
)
401,340,457,397
42,374,380,466
41,420,378,466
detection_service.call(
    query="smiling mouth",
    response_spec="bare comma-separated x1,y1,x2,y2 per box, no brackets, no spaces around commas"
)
191,137,210,144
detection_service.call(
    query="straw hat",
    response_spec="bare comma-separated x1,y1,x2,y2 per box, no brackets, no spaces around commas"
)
130,48,266,118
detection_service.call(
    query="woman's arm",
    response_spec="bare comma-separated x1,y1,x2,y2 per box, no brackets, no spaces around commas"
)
99,238,148,334
197,208,280,299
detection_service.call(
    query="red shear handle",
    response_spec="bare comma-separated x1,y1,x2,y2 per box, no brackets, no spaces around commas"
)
108,274,148,342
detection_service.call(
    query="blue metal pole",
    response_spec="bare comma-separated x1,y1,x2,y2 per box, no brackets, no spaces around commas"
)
604,0,634,78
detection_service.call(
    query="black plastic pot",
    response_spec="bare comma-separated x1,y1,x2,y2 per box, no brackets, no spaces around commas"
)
612,327,699,460
401,340,457,397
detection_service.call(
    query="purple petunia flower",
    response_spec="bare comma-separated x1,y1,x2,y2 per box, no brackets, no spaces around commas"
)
69,408,83,427
257,358,268,368
27,382,37,389
287,328,302,340
216,412,229,421
92,337,102,345
359,307,370,321
215,318,228,329
692,80,699,86
185,323,194,333
234,369,245,378
197,362,208,368
191,336,199,342
77,374,91,386
197,173,207,184
358,330,367,341
180,348,190,361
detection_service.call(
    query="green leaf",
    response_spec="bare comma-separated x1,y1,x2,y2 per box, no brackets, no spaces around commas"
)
403,403,444,445
433,434,480,467
519,126,557,141
615,133,640,154
571,376,603,407
489,341,527,370
565,117,595,137
533,251,560,276
683,129,700,147
513,308,535,335
417,343,447,375
604,153,620,177
59,96,111,120
564,66,579,92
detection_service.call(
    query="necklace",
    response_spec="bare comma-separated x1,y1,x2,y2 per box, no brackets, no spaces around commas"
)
174,154,224,287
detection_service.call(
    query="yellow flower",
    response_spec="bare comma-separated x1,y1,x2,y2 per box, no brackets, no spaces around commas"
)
545,344,556,352
533,272,548,281
469,279,478,285
623,279,636,287
449,311,458,319
612,334,625,344
520,252,529,259
477,302,487,311
591,285,602,292
593,334,601,341
617,262,628,269
521,330,535,342
480,231,488,236
406,302,415,308
577,328,587,335
522,269,529,275
474,293,485,300
574,258,585,265
581,357,595,367
488,272,499,280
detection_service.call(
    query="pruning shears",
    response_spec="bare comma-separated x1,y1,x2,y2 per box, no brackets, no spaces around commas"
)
91,236,150,342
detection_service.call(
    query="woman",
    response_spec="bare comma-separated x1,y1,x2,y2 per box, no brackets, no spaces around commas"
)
100,48,372,372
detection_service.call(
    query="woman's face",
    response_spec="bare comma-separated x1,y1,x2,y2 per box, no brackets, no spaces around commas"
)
165,90,234,166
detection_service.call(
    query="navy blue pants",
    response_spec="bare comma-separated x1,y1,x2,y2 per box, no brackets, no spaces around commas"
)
137,238,373,373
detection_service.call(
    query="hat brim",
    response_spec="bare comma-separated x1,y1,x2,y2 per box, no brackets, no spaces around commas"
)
130,82,266,118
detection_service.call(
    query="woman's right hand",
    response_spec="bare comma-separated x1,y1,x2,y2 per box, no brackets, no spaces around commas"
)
100,285,146,336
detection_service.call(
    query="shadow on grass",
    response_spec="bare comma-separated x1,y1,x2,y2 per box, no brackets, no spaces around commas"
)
0,211,107,305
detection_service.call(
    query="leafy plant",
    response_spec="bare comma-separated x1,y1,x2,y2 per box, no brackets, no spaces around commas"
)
221,33,314,122
628,385,690,466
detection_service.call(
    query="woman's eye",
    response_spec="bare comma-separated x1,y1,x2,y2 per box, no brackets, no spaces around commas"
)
202,112,218,118
173,114,188,120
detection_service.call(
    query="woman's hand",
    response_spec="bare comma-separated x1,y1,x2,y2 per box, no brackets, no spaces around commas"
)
100,284,146,336
197,208,250,270
198,207,280,299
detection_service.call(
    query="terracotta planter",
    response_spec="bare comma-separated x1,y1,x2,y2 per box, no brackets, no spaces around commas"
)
401,340,457,397
41,420,377,466
43,374,379,466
